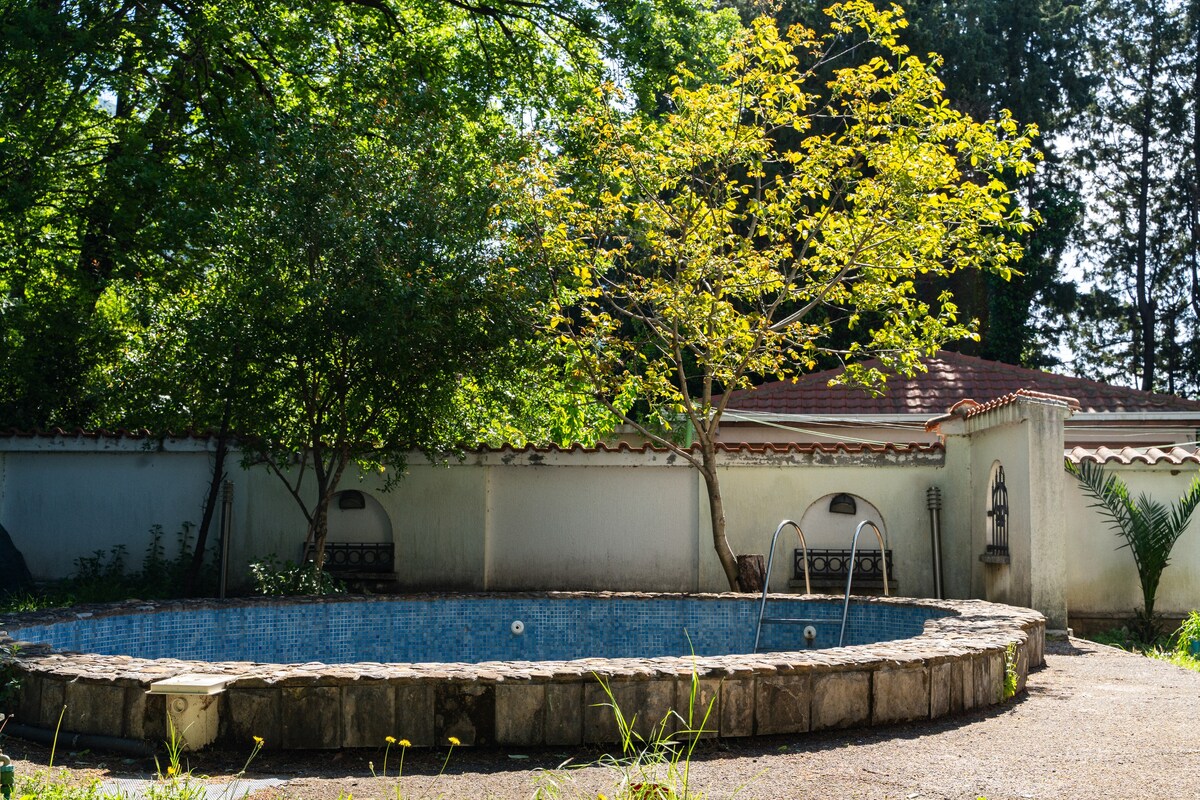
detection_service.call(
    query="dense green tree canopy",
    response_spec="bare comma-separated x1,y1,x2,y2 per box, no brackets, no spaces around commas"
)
0,0,740,571
0,0,737,429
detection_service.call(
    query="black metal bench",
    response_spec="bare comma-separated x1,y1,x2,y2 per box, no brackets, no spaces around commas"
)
303,542,395,574
790,547,895,592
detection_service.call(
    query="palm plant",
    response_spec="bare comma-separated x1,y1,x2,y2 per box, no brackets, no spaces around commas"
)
1068,460,1200,642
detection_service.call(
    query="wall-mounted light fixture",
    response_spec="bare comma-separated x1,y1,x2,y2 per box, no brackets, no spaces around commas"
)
338,490,366,510
829,493,857,515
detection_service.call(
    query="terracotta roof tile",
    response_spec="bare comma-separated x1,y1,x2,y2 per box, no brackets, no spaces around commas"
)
1066,446,1200,466
486,441,943,456
721,351,1200,415
0,427,217,440
0,431,943,458
961,389,1081,419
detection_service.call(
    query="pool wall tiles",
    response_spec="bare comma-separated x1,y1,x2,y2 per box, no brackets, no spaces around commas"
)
7,598,950,664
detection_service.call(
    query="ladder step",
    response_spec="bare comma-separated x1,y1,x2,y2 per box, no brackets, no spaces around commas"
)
760,617,839,626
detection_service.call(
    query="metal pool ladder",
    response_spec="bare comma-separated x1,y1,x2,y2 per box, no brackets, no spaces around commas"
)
837,520,890,646
753,518,890,651
753,519,816,652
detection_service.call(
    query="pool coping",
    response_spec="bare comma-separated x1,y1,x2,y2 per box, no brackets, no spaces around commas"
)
1,592,1045,750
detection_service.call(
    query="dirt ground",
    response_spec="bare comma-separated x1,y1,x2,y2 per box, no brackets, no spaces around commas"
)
3,636,1199,799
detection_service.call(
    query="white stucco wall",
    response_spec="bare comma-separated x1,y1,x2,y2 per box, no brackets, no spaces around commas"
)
713,460,947,595
486,464,698,591
6,423,1196,628
937,396,1072,628
0,441,218,579
1064,464,1200,620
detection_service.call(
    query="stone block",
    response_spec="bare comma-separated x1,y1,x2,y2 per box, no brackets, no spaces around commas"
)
872,665,929,724
223,688,281,749
434,681,495,746
929,662,952,719
282,686,342,749
15,671,41,725
1030,626,1044,668
958,656,977,712
142,692,168,742
342,682,396,748
673,677,719,739
396,683,435,746
582,681,622,744
65,680,125,736
543,683,582,745
633,681,674,741
496,683,546,746
39,678,66,728
121,684,147,740
718,677,755,738
810,670,869,731
583,679,674,743
974,652,1003,707
756,673,811,735
1014,643,1029,694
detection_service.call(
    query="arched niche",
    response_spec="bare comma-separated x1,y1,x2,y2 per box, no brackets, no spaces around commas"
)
327,489,393,545
797,492,888,549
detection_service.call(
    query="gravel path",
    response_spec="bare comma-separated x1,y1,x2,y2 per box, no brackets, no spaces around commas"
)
4,636,1199,799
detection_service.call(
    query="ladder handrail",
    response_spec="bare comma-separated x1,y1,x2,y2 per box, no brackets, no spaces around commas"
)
753,519,811,652
838,519,889,646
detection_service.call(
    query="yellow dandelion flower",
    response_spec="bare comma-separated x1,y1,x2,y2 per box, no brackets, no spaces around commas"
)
253,735,264,746
447,736,461,746
399,739,412,748
166,766,177,777
385,735,397,744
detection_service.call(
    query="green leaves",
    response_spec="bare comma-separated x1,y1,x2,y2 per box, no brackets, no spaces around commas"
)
515,4,1039,443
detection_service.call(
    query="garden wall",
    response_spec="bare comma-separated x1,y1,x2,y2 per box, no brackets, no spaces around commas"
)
1063,461,1200,632
3,408,1200,632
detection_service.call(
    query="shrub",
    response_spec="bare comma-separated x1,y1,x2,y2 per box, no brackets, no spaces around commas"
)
249,555,345,596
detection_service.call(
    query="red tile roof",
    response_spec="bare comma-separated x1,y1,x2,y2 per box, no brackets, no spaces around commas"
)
0,426,214,440
1067,446,1200,466
721,351,1200,415
488,441,942,456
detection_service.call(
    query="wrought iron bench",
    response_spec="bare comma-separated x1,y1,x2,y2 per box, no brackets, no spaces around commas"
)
789,547,895,592
302,542,395,574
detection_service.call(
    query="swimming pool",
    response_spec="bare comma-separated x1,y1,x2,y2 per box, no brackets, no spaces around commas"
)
4,595,952,663
0,593,1045,750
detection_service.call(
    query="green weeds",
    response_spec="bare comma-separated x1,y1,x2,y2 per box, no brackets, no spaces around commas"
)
533,669,746,800
1000,643,1019,701
1087,610,1200,674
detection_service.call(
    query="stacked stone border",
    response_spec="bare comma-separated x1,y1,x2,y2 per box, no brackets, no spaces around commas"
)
0,593,1044,750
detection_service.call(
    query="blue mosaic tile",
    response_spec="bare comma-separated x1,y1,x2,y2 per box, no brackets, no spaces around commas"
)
8,597,950,664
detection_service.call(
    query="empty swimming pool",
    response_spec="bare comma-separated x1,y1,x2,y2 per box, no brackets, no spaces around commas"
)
0,592,1045,750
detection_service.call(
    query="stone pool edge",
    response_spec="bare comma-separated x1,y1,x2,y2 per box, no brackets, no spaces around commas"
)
0,593,1044,750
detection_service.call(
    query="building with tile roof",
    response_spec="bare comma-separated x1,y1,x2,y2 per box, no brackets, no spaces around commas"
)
716,350,1200,449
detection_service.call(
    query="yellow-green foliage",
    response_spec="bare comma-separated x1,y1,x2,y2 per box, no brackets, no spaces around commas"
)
504,0,1040,588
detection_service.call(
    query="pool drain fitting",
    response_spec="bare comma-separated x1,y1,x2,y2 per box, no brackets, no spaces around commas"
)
511,620,525,635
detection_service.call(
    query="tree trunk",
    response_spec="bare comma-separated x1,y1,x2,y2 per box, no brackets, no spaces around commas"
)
700,449,739,591
183,398,232,596
1190,1,1200,321
1135,26,1160,392
308,498,330,571
736,554,766,593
